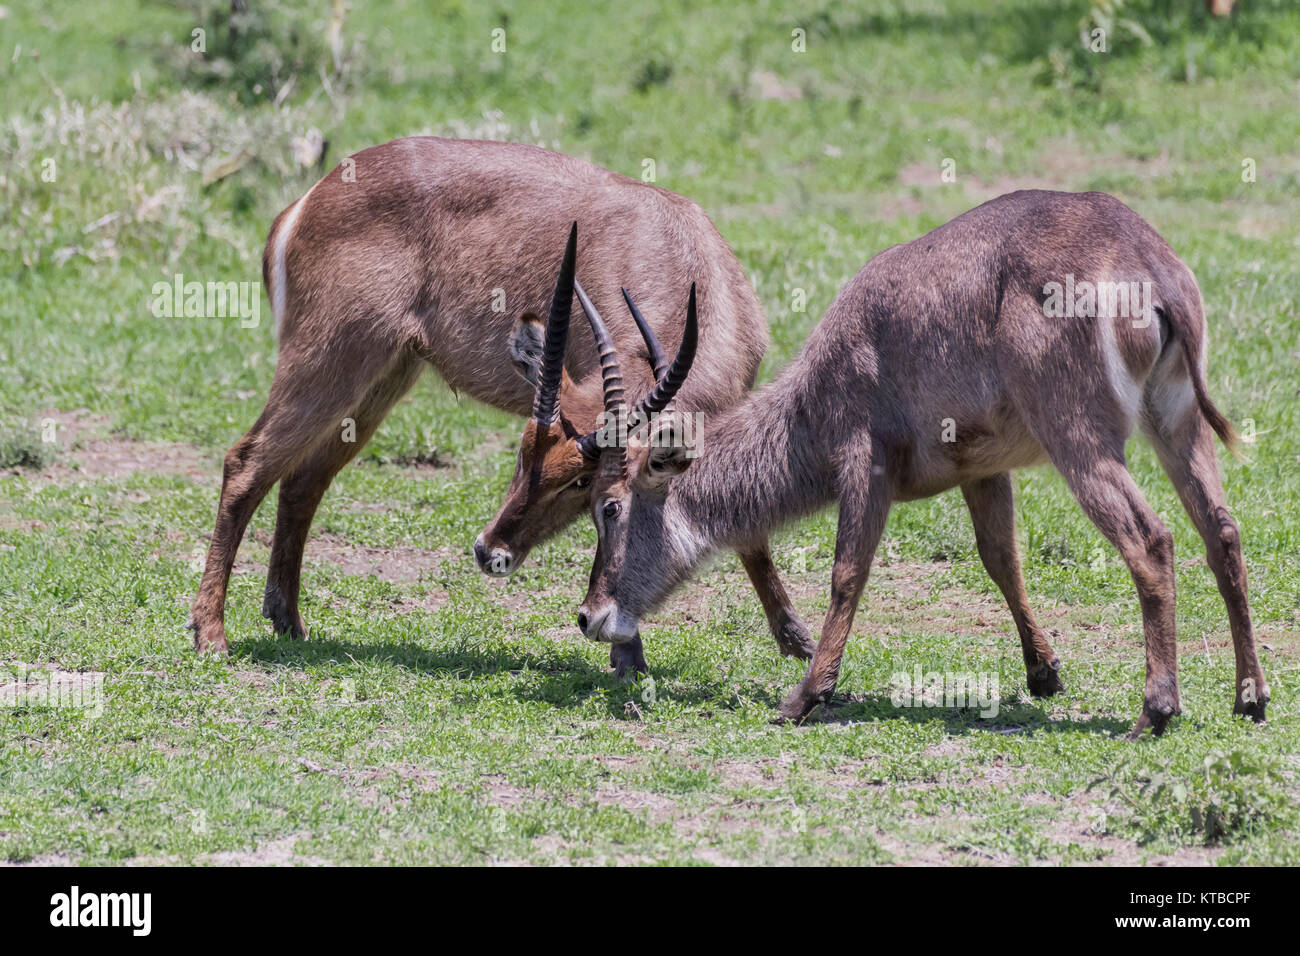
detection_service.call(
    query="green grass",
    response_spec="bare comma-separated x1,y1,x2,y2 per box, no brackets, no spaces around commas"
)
0,0,1297,865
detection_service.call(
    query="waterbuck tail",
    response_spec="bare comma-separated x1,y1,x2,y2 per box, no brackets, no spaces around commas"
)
1167,294,1241,457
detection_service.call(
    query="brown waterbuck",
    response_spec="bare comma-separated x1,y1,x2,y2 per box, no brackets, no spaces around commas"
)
188,136,813,671
474,232,818,673
573,189,1268,738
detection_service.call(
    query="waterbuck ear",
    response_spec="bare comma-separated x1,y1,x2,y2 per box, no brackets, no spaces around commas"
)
509,312,545,386
641,414,694,486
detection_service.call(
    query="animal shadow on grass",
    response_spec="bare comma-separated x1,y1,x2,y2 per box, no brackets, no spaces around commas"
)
807,688,1134,738
237,633,1135,731
236,632,726,717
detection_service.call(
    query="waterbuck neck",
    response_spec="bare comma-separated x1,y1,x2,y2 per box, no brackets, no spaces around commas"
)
668,353,840,557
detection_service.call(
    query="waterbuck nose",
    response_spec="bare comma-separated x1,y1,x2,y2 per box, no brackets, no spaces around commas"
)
473,535,513,575
577,610,589,634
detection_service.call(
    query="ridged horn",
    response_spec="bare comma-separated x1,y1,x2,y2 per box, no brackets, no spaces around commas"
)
621,287,668,381
574,280,627,470
531,222,577,425
634,283,697,419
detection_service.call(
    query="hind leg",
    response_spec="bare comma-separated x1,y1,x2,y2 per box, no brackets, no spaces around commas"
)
262,353,425,639
961,474,1063,697
1146,411,1268,721
189,343,404,654
1004,300,1181,736
1048,452,1180,738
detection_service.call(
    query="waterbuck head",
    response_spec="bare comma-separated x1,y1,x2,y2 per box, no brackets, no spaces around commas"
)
474,223,676,577
574,283,699,644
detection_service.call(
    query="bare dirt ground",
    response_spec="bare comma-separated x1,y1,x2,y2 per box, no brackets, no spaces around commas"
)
24,410,213,484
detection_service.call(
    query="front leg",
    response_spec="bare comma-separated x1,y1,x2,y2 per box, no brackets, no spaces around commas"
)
779,457,891,721
960,474,1064,697
738,541,816,659
610,633,648,679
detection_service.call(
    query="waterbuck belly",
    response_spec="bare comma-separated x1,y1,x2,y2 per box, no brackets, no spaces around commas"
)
894,407,1048,501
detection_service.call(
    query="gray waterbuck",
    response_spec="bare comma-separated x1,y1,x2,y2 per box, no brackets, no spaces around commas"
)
572,189,1267,738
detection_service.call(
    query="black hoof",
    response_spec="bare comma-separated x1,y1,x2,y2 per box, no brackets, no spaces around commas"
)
776,684,824,724
1026,658,1064,698
262,586,306,639
1233,697,1268,723
776,617,817,660
1127,700,1180,740
189,619,230,655
610,637,648,679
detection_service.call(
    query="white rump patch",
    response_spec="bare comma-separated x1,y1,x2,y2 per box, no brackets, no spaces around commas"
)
1144,325,1198,430
1146,370,1195,429
1097,315,1143,427
269,181,318,338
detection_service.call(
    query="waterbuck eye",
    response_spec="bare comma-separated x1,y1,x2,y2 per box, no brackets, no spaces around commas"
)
602,500,620,520
574,474,592,491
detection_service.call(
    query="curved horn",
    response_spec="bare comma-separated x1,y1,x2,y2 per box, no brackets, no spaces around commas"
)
531,222,578,425
574,280,627,469
621,287,668,380
635,283,697,419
